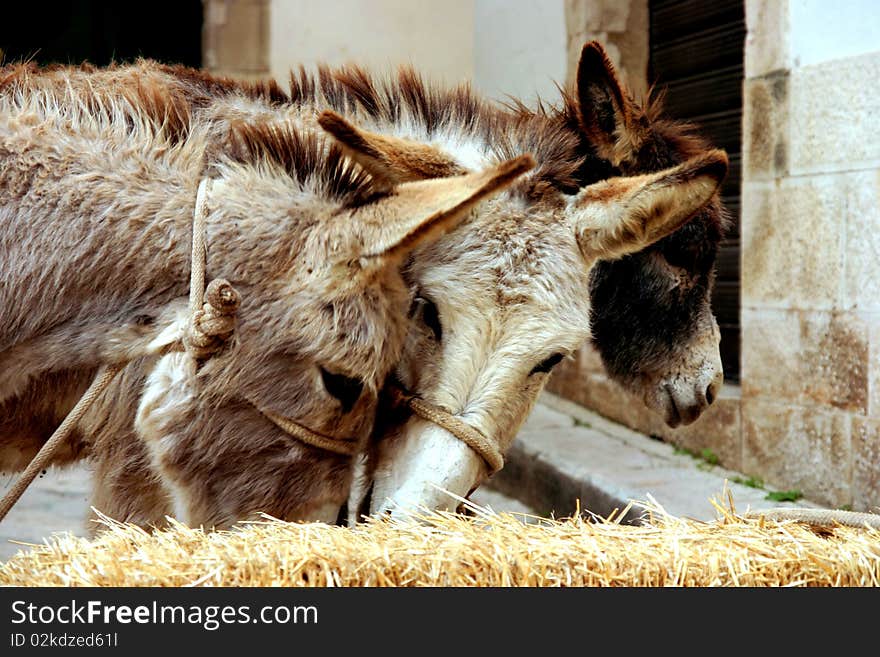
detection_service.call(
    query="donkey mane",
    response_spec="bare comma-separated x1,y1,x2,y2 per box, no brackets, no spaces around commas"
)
154,61,587,201
226,121,374,204
288,64,586,199
505,82,729,234
2,59,586,204
1,61,194,143
0,60,376,204
0,58,722,220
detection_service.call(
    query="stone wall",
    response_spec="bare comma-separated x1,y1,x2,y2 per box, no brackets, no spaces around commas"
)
203,0,567,103
474,0,567,104
267,0,476,88
563,0,648,96
740,0,880,510
203,0,270,80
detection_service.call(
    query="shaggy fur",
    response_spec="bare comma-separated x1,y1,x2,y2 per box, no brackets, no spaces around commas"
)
0,69,532,526
0,51,727,526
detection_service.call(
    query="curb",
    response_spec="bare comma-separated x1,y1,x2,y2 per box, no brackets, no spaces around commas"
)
486,391,823,523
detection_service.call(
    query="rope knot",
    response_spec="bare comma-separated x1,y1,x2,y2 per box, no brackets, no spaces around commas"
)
183,278,241,361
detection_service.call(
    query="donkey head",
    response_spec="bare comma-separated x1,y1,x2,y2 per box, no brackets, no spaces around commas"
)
574,41,729,427
353,104,728,516
208,121,534,437
136,116,534,526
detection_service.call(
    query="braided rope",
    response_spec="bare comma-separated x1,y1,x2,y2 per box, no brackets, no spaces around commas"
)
386,382,504,474
744,507,880,530
0,365,123,523
185,279,240,360
185,180,358,456
248,402,361,456
183,179,231,361
189,178,211,314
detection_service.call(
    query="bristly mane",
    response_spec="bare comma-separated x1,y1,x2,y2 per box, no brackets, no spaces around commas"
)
228,120,373,204
0,59,728,219
0,60,375,204
2,59,587,203
288,64,587,199
156,61,587,200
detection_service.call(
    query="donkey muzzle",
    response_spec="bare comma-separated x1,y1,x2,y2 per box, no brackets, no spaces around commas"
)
657,366,724,428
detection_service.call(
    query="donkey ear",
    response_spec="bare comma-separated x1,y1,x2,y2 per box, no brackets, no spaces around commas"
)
576,41,636,163
357,154,535,262
570,149,728,261
318,110,465,190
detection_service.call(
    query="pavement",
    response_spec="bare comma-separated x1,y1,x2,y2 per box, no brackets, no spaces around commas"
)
486,391,821,523
0,391,822,561
0,465,94,561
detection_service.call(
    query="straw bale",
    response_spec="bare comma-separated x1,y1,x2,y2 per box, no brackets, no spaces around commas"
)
2,500,878,587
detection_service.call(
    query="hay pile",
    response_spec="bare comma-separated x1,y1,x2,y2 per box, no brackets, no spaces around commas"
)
2,500,879,586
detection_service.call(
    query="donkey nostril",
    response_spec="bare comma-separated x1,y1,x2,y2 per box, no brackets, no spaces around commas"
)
705,382,717,405
320,367,364,414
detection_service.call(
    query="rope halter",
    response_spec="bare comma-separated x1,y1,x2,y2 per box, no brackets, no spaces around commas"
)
188,179,498,465
386,381,505,475
184,178,360,457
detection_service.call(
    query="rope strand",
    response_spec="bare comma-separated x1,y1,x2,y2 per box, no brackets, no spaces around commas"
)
248,402,361,456
745,508,880,530
0,365,123,523
386,382,504,474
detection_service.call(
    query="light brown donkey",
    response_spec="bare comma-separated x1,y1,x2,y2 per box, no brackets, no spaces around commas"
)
0,67,535,527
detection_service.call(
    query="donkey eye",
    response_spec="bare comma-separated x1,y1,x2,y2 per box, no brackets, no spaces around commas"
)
416,296,442,342
663,244,701,272
320,367,364,413
530,352,565,376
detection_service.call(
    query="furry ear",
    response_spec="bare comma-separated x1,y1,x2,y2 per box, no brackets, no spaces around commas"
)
356,154,535,262
318,110,465,190
570,149,728,261
576,41,638,165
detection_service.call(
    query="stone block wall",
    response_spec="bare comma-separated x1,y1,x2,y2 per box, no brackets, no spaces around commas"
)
202,0,270,80
739,0,880,510
563,0,648,96
202,1,567,103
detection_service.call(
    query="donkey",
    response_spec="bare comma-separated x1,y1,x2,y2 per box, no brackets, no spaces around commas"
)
144,62,727,525
145,43,730,434
0,66,535,526
1,56,726,528
132,57,731,521
572,41,729,428
364,42,732,516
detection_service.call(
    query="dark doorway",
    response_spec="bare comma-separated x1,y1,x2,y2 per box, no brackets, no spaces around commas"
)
649,0,745,382
0,1,202,68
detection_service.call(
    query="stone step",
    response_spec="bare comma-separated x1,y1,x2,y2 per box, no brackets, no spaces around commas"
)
487,391,823,524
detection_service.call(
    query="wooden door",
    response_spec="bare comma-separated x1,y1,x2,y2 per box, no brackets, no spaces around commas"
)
650,0,744,381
